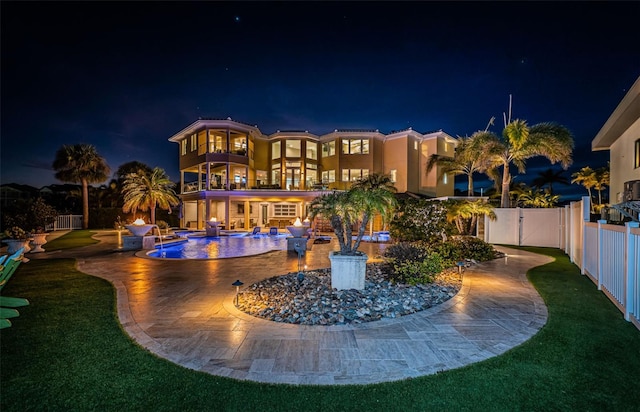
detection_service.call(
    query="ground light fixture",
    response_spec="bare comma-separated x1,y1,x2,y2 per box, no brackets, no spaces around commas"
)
294,242,305,281
232,279,244,306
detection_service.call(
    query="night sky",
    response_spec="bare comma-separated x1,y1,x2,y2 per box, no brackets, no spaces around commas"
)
2,1,638,199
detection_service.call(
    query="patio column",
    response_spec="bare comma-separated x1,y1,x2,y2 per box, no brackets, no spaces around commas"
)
244,200,250,229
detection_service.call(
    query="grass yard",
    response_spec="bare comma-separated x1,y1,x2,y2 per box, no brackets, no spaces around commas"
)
44,230,100,251
1,242,639,411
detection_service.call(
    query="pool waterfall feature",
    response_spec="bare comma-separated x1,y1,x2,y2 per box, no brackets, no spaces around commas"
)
122,220,165,255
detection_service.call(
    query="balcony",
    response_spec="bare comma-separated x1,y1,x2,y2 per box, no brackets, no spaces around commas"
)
181,179,331,194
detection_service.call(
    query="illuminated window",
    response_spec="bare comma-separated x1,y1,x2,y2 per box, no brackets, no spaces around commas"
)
181,139,187,155
322,141,335,157
274,203,297,217
342,169,369,181
390,169,397,182
271,163,280,185
306,169,317,185
342,138,370,154
208,130,226,153
272,141,281,159
306,141,318,160
190,134,197,151
635,139,640,169
414,141,418,150
443,173,448,184
321,170,335,183
256,170,267,185
285,140,301,157
198,131,207,155
231,137,246,155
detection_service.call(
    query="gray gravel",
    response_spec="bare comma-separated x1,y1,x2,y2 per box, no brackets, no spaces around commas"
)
237,263,462,325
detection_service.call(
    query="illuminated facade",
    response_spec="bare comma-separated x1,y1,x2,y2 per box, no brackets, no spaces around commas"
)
168,118,456,229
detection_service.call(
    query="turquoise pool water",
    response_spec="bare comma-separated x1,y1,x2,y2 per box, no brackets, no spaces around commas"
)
148,235,288,259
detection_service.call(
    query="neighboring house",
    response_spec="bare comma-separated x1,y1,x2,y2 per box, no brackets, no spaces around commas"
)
592,75,640,204
167,118,456,229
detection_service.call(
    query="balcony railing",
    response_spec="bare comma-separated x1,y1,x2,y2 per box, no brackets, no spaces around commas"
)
181,179,332,194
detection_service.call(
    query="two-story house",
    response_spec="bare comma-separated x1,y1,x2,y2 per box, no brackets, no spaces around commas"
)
592,75,640,204
168,118,456,230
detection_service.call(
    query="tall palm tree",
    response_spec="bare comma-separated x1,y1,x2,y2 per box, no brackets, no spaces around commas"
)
572,166,597,212
310,174,396,255
122,167,179,224
114,161,154,207
593,165,610,207
52,144,110,229
426,133,499,196
479,119,574,207
532,168,569,195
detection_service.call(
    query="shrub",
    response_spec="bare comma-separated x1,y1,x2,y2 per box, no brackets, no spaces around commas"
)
383,242,430,263
430,241,464,266
392,252,444,285
390,199,454,243
426,237,498,265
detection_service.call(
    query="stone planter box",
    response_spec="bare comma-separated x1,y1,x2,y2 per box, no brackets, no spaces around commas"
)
328,251,368,290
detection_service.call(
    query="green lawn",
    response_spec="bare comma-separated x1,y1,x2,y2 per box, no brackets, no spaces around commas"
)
1,241,639,411
44,230,100,251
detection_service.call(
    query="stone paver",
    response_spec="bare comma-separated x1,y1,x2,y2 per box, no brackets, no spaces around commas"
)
31,231,552,385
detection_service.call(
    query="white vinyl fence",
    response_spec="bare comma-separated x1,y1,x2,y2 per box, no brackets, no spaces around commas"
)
46,215,83,231
483,207,563,248
483,197,640,329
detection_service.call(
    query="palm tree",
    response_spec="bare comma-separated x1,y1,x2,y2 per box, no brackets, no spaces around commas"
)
309,173,397,255
351,173,397,237
479,119,574,207
52,144,110,229
446,200,496,236
511,184,559,208
593,165,610,207
121,167,179,224
426,133,499,196
532,168,569,195
572,166,597,212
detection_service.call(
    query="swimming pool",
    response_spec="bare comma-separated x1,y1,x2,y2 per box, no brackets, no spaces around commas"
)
147,235,288,259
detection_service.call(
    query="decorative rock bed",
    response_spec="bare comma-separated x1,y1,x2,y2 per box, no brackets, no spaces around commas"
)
236,263,462,326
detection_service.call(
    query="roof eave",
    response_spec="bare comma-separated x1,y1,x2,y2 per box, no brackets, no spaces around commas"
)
591,76,640,150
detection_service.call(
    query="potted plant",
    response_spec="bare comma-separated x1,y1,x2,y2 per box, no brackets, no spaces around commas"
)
3,226,32,254
309,173,396,290
26,198,58,253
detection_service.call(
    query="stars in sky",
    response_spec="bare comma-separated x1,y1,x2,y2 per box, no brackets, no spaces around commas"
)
0,1,637,200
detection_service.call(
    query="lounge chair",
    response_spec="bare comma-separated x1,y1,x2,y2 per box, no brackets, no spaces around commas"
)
0,248,25,291
251,226,261,236
269,227,279,236
0,247,28,328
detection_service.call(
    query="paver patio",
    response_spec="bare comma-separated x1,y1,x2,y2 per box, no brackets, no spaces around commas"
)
34,232,552,385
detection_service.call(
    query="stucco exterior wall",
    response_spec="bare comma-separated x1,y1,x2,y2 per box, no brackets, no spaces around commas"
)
610,117,640,202
383,137,408,193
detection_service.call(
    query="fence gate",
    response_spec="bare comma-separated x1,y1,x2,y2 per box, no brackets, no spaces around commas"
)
484,208,562,248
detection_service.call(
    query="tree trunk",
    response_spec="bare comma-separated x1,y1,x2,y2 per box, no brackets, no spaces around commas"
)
150,205,156,224
500,163,511,208
587,188,594,213
82,178,89,229
467,174,474,197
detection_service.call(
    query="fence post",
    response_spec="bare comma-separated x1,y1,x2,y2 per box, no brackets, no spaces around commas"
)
625,221,640,321
581,196,590,275
597,219,607,290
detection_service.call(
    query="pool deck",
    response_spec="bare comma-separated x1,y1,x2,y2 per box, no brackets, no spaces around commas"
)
29,231,552,385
